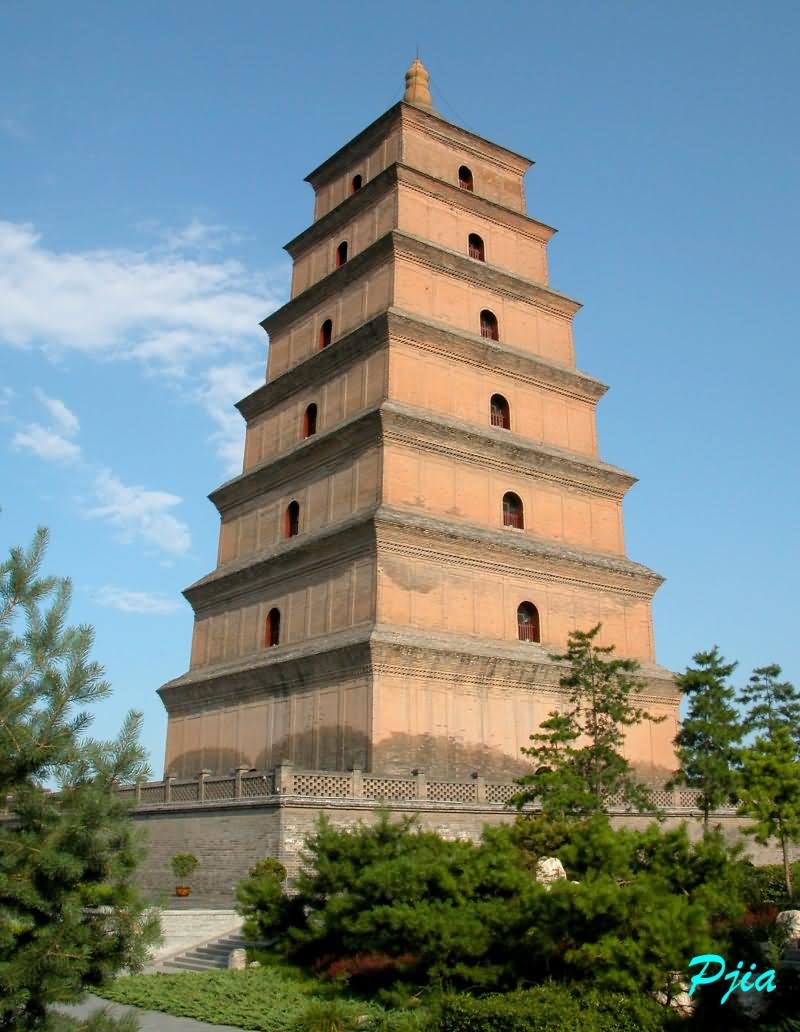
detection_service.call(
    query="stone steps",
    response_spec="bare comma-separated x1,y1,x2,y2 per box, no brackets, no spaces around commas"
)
160,933,272,973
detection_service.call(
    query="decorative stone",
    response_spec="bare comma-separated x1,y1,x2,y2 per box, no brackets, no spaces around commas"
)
535,857,567,885
227,948,247,970
776,910,800,945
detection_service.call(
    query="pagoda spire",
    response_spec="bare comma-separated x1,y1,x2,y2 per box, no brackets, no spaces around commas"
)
403,56,436,113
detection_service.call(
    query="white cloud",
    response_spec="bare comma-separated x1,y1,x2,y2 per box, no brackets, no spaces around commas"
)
195,362,263,476
12,422,81,462
0,220,285,375
92,585,182,615
32,387,79,437
160,217,243,253
87,470,191,556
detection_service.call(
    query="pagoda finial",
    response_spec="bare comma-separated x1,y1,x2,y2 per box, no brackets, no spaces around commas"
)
403,56,435,113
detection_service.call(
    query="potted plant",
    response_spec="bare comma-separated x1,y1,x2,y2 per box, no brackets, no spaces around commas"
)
171,853,198,897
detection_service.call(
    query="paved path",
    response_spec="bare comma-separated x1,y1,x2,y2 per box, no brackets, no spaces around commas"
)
56,994,254,1032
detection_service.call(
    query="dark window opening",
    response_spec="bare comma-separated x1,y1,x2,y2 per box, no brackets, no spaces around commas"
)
336,241,348,267
303,403,318,439
490,394,510,430
503,491,524,530
285,500,300,539
320,319,332,349
468,233,485,261
480,309,499,341
352,174,362,192
517,602,540,643
265,608,281,647
458,165,474,191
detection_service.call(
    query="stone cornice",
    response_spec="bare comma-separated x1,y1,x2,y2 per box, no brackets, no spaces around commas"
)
261,230,580,339
158,625,677,714
183,509,377,612
210,408,382,514
368,629,679,704
158,628,375,713
284,162,555,261
374,506,664,596
393,231,581,318
380,401,635,499
304,101,531,190
238,309,605,424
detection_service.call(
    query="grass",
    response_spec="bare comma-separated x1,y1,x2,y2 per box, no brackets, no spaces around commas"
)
94,967,386,1031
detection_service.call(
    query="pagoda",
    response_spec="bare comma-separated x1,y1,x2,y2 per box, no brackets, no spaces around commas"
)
159,59,679,783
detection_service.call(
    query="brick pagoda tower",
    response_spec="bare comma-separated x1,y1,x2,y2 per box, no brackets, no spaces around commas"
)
159,59,679,784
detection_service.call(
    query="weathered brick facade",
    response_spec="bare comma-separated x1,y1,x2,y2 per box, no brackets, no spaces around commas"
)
158,59,680,786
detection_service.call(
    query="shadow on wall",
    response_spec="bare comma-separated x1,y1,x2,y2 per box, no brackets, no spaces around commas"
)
166,730,370,780
372,732,535,780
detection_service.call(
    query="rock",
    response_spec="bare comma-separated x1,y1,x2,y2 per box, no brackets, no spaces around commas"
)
654,974,694,1016
535,857,567,885
776,910,800,946
248,960,261,969
227,948,247,970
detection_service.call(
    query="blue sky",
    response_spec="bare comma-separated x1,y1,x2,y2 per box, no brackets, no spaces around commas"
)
2,2,798,775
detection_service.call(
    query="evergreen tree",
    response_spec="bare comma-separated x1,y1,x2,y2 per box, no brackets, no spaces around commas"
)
512,624,662,817
737,663,800,900
669,646,744,834
738,663,800,741
0,528,160,1030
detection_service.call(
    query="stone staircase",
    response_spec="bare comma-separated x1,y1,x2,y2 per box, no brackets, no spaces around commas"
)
159,930,254,972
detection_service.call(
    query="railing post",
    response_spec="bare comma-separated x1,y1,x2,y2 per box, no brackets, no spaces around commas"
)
134,778,143,805
275,760,294,795
672,785,681,808
164,774,175,804
234,765,249,800
350,767,363,798
474,775,486,804
413,769,427,800
197,769,211,803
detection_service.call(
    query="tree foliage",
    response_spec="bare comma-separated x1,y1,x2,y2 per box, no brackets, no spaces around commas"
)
669,646,743,832
512,625,662,817
0,529,160,1030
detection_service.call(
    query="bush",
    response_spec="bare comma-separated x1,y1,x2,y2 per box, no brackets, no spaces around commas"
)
435,985,676,1032
293,998,379,1032
170,853,198,880
236,857,293,942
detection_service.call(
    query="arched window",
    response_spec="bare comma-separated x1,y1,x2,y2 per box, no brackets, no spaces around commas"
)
303,403,318,439
265,608,281,647
336,241,348,267
502,492,524,529
458,165,474,191
320,319,332,349
351,174,362,193
284,500,300,539
517,602,540,643
468,233,485,261
480,309,499,341
490,394,510,430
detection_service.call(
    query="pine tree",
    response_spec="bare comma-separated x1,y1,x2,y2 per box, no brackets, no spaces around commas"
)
738,726,800,902
0,528,160,1030
669,646,743,834
512,624,663,817
737,663,800,900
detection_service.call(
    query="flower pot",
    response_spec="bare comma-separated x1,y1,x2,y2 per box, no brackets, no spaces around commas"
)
175,886,191,897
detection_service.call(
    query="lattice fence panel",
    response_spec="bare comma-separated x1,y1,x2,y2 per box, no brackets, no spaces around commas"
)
485,783,518,804
116,787,136,803
362,778,418,802
292,773,352,798
171,781,199,803
649,790,676,809
679,790,702,808
204,778,236,801
139,784,166,804
427,781,478,803
241,774,273,798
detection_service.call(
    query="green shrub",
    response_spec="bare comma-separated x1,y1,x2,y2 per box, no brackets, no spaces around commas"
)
293,998,378,1032
236,857,293,942
170,853,198,880
435,985,676,1032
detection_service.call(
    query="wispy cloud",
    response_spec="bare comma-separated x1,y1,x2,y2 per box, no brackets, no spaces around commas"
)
92,585,182,615
195,362,263,476
160,216,243,253
12,389,82,463
87,470,192,556
0,219,286,375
